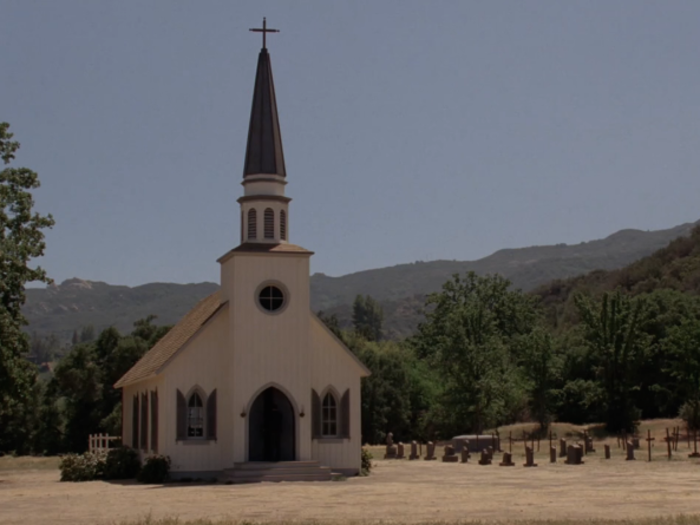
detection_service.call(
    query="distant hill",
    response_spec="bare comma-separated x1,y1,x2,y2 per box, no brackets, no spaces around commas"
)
532,224,700,331
23,220,700,342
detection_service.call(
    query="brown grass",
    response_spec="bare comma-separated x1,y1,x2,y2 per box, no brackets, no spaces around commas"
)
0,455,61,471
111,519,700,525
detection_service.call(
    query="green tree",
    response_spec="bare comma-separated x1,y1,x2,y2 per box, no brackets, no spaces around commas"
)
664,319,700,429
352,294,384,341
412,272,535,434
518,328,560,430
0,122,55,453
574,291,649,433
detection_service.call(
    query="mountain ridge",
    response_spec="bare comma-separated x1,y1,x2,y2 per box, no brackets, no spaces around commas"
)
23,220,700,341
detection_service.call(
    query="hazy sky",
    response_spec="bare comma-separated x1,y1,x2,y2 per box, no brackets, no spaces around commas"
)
3,1,699,287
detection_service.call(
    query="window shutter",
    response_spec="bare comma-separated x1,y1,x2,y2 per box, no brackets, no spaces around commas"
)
206,388,217,440
132,395,139,448
176,389,186,441
340,389,350,439
140,392,148,450
312,389,321,439
150,390,158,453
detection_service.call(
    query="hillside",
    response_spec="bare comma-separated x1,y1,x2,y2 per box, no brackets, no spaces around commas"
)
533,224,700,330
23,220,699,341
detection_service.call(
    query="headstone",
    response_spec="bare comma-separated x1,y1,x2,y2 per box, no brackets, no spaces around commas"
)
632,437,640,449
384,432,397,459
524,446,537,467
460,440,470,463
452,435,497,454
424,441,437,460
396,442,405,459
478,449,492,465
442,444,459,462
550,446,557,463
487,446,494,460
604,444,611,459
499,452,514,466
409,440,419,460
566,444,583,465
584,432,595,454
559,438,567,458
626,441,635,461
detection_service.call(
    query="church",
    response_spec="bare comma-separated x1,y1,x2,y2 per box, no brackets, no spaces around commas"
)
114,22,370,482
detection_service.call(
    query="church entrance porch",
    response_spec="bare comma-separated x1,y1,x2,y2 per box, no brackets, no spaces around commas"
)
248,386,295,462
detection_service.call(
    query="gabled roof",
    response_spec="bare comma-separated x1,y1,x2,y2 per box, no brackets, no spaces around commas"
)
114,291,225,388
243,48,286,178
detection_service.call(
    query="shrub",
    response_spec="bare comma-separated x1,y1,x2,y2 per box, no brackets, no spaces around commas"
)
137,455,170,484
103,446,141,480
360,447,373,476
59,451,107,482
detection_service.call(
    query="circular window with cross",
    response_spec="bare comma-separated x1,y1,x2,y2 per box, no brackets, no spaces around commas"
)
256,283,288,314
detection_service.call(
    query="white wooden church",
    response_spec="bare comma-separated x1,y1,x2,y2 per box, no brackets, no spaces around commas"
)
115,23,370,482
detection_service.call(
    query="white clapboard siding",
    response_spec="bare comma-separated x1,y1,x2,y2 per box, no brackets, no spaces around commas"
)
310,316,363,471
224,253,313,463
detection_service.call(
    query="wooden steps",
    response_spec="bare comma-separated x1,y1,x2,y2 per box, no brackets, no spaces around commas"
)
222,461,333,483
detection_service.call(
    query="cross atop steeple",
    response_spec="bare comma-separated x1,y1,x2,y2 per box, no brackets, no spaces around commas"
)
249,17,279,50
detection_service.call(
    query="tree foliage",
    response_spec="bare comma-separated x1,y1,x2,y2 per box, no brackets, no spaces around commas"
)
352,295,384,341
0,122,54,453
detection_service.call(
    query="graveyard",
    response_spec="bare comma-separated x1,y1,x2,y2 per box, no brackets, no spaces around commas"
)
2,420,700,525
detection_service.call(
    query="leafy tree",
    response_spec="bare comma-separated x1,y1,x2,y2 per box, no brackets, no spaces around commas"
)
79,325,96,343
352,295,384,341
664,319,700,429
574,291,649,433
50,317,171,452
518,328,560,430
412,272,535,433
0,122,54,452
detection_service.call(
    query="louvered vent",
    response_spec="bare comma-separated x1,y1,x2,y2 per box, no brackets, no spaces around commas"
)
264,208,275,239
280,210,287,241
247,209,257,240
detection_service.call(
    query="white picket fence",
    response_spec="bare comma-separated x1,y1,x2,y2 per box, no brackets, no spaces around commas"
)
88,433,120,453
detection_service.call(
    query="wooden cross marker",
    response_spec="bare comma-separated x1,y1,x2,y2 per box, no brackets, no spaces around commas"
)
646,430,655,462
508,431,512,453
249,17,280,50
673,426,680,451
665,428,673,460
690,429,700,458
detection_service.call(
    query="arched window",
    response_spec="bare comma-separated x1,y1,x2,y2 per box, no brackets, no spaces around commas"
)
264,208,275,239
280,210,287,241
247,209,257,240
322,392,338,437
187,392,204,437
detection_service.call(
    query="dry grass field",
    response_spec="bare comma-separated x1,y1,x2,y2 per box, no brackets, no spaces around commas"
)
2,430,700,525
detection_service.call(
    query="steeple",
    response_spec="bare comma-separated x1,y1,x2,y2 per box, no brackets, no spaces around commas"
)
238,19,291,245
243,20,285,178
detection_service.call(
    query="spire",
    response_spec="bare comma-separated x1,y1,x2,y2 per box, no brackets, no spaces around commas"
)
243,39,286,178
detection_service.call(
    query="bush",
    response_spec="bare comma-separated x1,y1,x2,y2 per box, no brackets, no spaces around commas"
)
103,446,141,480
361,447,373,476
137,455,170,484
59,451,107,482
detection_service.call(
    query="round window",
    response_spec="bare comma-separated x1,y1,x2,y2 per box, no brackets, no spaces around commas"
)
258,285,285,312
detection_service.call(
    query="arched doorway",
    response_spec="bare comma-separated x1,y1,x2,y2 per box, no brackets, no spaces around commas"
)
248,386,296,461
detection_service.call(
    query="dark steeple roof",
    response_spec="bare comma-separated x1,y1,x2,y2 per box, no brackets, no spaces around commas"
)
243,48,286,178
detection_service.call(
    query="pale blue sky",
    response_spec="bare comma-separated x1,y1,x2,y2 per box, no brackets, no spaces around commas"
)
3,1,699,287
